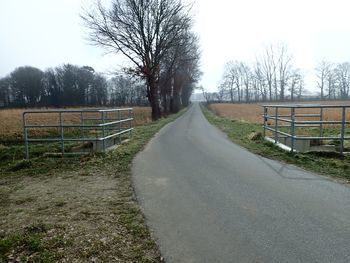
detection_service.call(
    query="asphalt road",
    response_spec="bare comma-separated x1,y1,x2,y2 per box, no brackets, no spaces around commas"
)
133,103,350,263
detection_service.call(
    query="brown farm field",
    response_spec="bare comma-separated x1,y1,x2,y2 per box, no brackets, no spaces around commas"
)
0,107,152,142
209,101,350,124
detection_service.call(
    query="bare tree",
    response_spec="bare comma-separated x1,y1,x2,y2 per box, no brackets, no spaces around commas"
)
108,74,147,106
239,62,251,102
289,69,302,101
326,66,336,99
82,0,192,120
219,44,303,103
334,62,350,99
199,86,215,103
252,61,266,101
259,45,276,101
276,44,293,101
216,84,226,102
221,61,243,102
316,60,332,99
159,31,201,113
221,61,236,102
297,75,305,100
256,44,295,101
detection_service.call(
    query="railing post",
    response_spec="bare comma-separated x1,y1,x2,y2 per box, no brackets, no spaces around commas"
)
319,107,324,137
274,106,278,143
106,111,109,136
340,106,346,155
23,112,29,159
59,112,64,155
263,106,267,139
129,109,132,138
118,110,121,144
102,111,106,152
291,107,296,153
81,111,85,144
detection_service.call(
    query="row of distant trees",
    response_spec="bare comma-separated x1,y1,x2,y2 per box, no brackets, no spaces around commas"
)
207,44,304,103
0,64,151,108
316,61,350,100
204,44,350,103
0,61,199,109
0,65,109,108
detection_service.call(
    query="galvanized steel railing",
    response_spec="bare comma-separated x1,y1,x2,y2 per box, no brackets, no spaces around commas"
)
262,104,350,154
23,108,133,159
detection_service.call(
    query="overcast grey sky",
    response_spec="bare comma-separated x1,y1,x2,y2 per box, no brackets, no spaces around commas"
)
1,0,350,92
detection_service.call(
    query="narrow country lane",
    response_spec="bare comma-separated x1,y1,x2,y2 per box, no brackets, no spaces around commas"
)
133,103,350,263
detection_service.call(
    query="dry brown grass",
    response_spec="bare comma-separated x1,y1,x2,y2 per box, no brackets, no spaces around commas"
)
0,107,152,141
209,101,350,124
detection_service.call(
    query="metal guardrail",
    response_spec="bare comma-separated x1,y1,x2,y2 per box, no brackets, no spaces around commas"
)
23,108,133,159
262,104,350,154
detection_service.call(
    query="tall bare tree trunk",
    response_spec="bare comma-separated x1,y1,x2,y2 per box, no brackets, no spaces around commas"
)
147,76,161,120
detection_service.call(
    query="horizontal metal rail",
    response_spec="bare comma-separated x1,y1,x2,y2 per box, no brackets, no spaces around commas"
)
265,117,350,125
263,104,350,108
23,108,134,159
23,108,132,114
24,118,134,128
26,129,134,142
286,136,350,140
271,125,322,128
262,104,349,154
265,116,293,123
265,114,322,118
264,126,292,137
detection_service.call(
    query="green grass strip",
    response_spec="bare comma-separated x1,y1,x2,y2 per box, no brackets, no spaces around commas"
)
201,104,350,181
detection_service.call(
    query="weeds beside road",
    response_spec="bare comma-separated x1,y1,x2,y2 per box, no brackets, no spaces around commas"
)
202,104,350,182
0,109,184,262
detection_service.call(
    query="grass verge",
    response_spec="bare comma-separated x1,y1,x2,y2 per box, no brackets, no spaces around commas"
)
201,104,350,181
0,109,185,262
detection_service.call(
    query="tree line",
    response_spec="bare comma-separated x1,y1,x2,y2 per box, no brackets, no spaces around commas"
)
203,43,350,104
316,61,350,100
0,64,108,108
0,61,198,109
205,44,304,103
0,64,161,108
82,0,201,120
